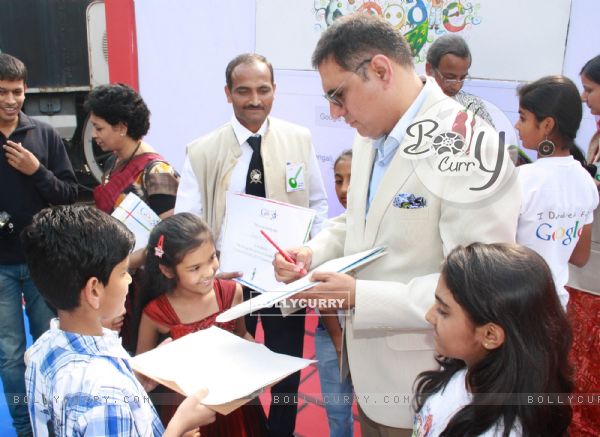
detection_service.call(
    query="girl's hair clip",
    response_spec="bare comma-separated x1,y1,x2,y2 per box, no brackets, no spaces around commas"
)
154,235,165,259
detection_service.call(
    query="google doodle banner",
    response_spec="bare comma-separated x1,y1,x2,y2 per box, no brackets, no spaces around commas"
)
256,0,571,81
313,0,481,63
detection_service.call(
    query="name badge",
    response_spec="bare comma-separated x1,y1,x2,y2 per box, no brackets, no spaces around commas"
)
286,162,305,192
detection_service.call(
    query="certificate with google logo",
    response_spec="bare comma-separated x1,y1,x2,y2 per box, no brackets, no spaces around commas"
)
219,192,315,293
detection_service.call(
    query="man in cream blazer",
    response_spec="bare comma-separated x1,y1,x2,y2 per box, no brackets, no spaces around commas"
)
274,15,519,436
175,54,328,437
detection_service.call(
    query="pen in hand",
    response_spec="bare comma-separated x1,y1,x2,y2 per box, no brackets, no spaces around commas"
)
260,230,308,276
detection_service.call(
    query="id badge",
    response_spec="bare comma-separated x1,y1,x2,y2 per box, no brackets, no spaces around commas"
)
286,162,305,192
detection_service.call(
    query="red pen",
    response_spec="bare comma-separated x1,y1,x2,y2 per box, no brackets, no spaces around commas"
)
260,230,307,276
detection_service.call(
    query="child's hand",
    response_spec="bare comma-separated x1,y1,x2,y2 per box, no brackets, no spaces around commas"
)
135,337,173,392
101,311,126,332
165,388,216,436
216,270,243,280
134,371,158,393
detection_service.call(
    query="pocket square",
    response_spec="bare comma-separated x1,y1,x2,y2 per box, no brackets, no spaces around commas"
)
393,193,427,209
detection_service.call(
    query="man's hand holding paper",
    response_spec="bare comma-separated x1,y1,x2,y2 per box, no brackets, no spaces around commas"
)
301,271,356,310
217,247,385,323
274,248,356,310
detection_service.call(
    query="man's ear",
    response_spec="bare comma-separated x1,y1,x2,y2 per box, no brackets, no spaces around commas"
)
370,54,394,83
425,62,432,76
82,276,103,310
224,85,233,103
479,322,505,351
158,264,176,279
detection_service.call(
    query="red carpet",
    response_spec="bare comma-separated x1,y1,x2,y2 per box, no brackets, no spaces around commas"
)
255,310,361,436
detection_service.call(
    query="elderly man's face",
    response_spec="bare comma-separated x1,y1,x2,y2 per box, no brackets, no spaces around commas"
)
432,54,470,97
225,61,275,133
318,57,390,139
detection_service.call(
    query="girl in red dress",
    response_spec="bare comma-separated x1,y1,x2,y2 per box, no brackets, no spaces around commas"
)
136,213,268,437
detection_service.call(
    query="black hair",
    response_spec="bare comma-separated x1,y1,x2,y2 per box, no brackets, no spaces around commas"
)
334,149,352,169
426,34,472,68
570,143,597,177
311,13,413,72
414,243,572,437
518,75,582,150
0,53,27,82
580,54,600,84
83,83,150,140
225,53,274,90
21,205,134,311
140,213,214,310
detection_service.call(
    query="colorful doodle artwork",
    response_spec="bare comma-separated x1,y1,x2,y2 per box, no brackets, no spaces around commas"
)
313,0,482,63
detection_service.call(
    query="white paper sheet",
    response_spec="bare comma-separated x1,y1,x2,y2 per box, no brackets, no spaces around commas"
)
130,326,314,407
216,247,386,323
111,193,160,251
219,192,315,292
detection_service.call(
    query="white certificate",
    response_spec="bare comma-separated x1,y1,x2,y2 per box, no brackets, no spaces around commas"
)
111,192,160,251
219,192,315,292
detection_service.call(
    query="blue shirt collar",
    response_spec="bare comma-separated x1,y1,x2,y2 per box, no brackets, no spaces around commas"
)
372,77,431,165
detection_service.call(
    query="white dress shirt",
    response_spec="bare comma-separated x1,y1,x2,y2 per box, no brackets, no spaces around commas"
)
175,116,328,249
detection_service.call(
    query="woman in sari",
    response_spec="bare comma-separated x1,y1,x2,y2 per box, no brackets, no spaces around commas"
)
85,83,179,351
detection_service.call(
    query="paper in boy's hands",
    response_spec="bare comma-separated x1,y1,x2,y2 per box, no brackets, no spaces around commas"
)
130,326,314,415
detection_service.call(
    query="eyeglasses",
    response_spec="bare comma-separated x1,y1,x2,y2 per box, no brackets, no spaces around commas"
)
323,58,372,107
432,68,470,85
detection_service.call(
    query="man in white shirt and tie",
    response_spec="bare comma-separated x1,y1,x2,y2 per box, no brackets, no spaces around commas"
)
175,53,328,437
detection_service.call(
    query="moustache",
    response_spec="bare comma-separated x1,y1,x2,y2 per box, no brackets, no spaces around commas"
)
243,105,265,110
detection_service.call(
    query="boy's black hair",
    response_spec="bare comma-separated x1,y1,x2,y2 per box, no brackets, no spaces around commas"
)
21,205,135,311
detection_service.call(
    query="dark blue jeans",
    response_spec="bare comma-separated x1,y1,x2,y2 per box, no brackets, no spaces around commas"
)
315,323,354,437
0,263,54,435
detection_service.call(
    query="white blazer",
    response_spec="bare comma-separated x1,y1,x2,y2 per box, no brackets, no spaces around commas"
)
307,80,520,427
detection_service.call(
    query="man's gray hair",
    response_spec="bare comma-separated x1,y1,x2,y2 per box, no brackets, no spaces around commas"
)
312,13,413,72
426,34,471,68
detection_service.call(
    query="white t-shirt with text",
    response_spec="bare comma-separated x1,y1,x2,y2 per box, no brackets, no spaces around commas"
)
517,156,599,308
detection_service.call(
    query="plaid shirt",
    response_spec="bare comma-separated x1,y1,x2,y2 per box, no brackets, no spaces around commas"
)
25,319,164,436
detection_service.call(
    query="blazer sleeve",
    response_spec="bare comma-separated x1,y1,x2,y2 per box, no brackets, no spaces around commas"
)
306,211,348,267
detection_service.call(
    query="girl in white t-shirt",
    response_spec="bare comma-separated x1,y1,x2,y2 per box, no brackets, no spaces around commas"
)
413,243,572,437
514,75,599,309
